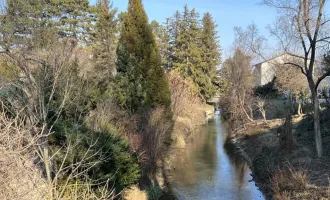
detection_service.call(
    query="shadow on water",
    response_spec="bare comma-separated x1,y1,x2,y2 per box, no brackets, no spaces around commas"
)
161,117,264,200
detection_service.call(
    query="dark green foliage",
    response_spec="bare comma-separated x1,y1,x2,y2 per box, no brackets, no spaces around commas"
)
166,6,221,100
200,12,221,99
51,121,141,190
111,43,145,113
113,0,170,112
146,184,162,200
2,0,96,46
51,0,96,45
93,0,118,79
254,77,279,98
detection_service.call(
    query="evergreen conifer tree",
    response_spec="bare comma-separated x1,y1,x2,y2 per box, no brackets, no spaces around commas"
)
54,0,96,44
200,12,221,99
93,0,118,80
114,0,170,112
167,6,221,100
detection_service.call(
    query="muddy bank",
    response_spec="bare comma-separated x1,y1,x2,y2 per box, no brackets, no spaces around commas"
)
230,111,330,200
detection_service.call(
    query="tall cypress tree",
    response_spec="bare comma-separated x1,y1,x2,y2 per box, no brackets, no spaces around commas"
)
114,0,170,112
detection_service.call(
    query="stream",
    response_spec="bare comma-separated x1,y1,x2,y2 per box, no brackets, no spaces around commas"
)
163,117,264,200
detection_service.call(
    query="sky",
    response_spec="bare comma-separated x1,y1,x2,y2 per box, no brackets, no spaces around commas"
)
89,0,278,58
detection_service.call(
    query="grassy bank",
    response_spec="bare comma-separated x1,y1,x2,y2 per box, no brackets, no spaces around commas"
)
231,108,330,200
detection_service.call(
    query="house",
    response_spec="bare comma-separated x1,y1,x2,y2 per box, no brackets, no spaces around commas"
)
254,53,304,87
318,76,330,98
253,53,330,98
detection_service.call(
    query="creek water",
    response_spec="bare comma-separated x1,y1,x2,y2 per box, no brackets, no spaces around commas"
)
163,117,264,200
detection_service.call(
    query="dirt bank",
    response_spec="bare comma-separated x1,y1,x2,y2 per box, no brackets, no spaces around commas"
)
164,104,214,170
122,104,214,200
231,109,330,200
158,104,214,195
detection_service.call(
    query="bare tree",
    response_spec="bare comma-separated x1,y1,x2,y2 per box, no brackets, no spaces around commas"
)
234,1,330,157
233,23,270,61
140,107,173,180
256,96,267,122
169,71,202,122
261,0,330,157
0,38,78,186
220,48,255,128
275,58,309,115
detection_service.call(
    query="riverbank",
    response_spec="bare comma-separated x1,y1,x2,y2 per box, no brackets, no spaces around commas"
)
231,108,330,199
164,103,214,165
153,104,215,199
122,104,214,200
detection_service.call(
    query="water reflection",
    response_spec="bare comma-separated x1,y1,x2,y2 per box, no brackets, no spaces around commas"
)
168,117,264,200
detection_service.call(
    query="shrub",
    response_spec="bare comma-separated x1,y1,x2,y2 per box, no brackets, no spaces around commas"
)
272,168,309,199
140,107,173,177
254,77,279,98
52,120,141,192
146,184,162,200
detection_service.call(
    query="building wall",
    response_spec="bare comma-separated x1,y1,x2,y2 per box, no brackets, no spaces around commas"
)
260,62,276,85
256,54,288,86
255,54,306,87
318,76,330,97
254,64,262,87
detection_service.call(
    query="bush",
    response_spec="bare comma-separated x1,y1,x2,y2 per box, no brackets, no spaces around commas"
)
140,107,173,177
146,184,162,200
254,77,279,98
52,120,141,192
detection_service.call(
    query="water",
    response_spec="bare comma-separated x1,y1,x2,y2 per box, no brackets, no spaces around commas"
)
166,117,264,200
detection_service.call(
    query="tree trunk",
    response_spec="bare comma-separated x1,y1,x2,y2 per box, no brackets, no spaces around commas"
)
242,106,254,122
297,102,302,116
280,114,294,148
313,94,323,158
261,109,266,122
249,105,254,120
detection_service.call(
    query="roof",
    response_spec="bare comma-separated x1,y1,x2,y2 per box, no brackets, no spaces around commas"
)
253,53,306,66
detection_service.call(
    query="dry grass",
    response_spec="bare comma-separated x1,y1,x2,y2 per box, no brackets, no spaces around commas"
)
122,185,148,200
272,168,308,195
0,112,47,200
0,111,117,200
235,110,330,200
272,168,328,200
0,154,47,200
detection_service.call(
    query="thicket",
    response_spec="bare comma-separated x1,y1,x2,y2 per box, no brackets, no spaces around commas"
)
219,49,254,127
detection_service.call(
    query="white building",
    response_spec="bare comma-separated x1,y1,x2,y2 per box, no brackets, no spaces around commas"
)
318,76,330,98
253,53,330,97
254,53,303,87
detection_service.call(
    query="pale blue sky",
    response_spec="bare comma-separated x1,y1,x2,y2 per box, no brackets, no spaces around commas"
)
89,0,277,57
